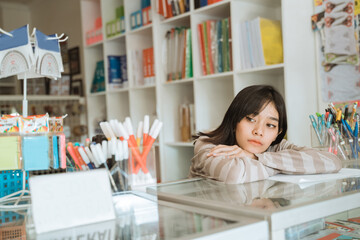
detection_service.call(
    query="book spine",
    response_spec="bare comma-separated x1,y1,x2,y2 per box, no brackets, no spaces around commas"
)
217,20,223,73
206,20,215,74
197,24,207,75
203,21,210,75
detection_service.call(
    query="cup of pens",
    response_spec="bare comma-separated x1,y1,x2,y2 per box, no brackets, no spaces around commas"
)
99,116,162,192
128,145,156,189
309,102,359,161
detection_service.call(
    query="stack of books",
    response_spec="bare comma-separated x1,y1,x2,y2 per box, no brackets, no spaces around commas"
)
165,27,193,81
108,55,128,89
197,18,232,76
156,0,190,19
239,17,283,70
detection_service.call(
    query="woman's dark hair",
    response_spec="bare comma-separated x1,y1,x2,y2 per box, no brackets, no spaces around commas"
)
195,85,287,146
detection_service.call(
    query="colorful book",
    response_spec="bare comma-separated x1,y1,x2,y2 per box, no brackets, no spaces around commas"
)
197,24,206,75
202,21,210,75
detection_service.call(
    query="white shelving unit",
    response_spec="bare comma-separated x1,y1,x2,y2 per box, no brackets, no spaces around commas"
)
80,0,318,182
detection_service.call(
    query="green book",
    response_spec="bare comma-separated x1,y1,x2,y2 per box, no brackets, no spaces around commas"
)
222,18,229,72
185,28,193,78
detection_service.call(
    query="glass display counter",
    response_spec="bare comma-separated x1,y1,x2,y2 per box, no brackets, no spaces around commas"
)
1,191,268,239
147,177,360,239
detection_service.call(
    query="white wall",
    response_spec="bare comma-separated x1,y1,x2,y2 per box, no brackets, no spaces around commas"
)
29,0,84,81
0,2,31,30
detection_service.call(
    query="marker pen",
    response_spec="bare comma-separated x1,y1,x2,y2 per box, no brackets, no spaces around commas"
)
100,122,112,140
124,117,138,148
102,140,108,161
74,146,89,170
145,119,159,146
66,143,83,170
136,121,143,147
85,146,99,168
90,144,102,168
78,147,94,169
309,115,322,145
143,115,149,145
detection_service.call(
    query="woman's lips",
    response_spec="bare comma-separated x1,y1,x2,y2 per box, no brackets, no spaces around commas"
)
248,140,262,146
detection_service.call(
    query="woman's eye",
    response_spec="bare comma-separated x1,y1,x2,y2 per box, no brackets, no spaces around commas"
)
267,124,277,128
246,116,255,122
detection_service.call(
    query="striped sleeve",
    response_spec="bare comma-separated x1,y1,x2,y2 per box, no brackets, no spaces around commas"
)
189,137,280,184
257,139,342,174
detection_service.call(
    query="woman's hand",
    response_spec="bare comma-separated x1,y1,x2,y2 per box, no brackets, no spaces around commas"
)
206,145,258,160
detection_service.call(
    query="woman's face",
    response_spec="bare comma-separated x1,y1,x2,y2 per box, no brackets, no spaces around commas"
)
235,102,280,154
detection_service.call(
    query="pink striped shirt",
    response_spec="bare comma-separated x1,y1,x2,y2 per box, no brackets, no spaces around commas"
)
189,136,342,184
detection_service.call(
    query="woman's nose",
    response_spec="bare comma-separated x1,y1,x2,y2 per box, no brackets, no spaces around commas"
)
252,126,263,136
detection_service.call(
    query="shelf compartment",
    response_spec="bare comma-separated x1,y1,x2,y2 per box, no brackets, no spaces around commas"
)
194,75,233,133
233,71,285,98
159,83,194,143
87,94,107,138
106,91,130,121
128,87,157,128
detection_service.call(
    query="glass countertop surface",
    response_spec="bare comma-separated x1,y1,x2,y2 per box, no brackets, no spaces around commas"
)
2,192,260,240
149,175,360,212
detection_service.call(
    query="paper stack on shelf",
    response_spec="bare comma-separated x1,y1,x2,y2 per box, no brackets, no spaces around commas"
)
239,17,283,70
197,18,232,76
165,27,193,82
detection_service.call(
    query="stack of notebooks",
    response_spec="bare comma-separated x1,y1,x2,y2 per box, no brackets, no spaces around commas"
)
165,27,193,81
239,17,283,70
197,18,232,76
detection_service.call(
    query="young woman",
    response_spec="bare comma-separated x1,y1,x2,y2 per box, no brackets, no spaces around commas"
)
189,85,341,184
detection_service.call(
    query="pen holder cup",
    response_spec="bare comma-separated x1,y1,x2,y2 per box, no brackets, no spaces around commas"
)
128,145,157,191
310,124,327,149
310,125,359,161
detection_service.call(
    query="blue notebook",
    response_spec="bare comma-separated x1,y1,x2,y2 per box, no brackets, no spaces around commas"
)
23,135,49,171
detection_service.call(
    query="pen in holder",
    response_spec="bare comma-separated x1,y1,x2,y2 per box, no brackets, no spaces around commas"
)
128,145,156,191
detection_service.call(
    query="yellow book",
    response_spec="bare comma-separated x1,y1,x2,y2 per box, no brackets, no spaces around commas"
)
259,17,283,65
